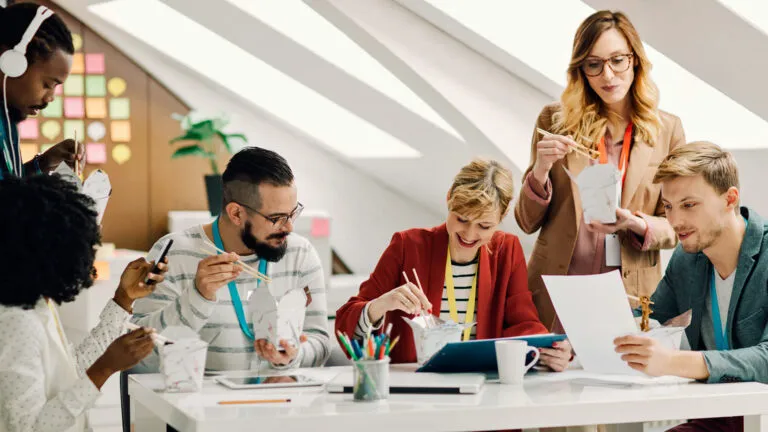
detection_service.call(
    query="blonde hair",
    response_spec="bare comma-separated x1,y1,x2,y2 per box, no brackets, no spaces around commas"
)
653,142,740,196
553,10,662,148
447,158,514,221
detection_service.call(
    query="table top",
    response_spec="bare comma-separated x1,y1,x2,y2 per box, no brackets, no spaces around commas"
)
129,365,768,432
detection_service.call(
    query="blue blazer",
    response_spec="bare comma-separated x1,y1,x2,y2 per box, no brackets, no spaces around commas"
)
649,207,768,383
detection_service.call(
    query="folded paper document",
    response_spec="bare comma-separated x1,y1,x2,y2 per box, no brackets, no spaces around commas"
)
543,271,690,376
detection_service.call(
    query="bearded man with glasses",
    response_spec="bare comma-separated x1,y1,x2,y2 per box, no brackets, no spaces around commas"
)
131,147,330,372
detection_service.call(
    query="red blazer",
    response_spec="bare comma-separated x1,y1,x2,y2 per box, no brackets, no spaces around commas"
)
335,224,548,363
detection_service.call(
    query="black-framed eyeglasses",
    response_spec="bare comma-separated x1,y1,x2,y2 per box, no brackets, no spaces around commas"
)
581,53,633,77
237,201,304,230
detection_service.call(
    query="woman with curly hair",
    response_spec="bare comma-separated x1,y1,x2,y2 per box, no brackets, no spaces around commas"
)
515,10,686,332
0,174,167,432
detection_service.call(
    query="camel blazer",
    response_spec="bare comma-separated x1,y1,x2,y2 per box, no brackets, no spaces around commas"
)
515,102,686,330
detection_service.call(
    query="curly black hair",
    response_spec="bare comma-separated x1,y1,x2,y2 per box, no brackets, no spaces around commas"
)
0,174,101,309
0,2,74,66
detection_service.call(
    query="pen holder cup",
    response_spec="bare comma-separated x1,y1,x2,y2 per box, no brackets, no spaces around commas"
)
352,358,390,402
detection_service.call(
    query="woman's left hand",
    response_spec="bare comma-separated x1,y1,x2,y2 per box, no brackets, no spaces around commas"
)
587,208,647,236
538,340,573,372
113,257,169,312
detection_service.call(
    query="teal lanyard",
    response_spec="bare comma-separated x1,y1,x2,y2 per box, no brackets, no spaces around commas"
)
710,215,748,351
0,113,18,177
212,218,267,341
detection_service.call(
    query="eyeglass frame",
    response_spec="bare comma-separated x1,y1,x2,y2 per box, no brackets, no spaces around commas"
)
580,52,634,77
235,201,304,230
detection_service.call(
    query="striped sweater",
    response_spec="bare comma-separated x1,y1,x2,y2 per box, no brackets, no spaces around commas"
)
131,225,330,371
359,260,478,339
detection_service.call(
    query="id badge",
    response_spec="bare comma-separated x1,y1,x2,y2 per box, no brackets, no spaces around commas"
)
605,233,621,266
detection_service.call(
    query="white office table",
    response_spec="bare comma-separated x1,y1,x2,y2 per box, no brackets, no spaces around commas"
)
130,366,768,431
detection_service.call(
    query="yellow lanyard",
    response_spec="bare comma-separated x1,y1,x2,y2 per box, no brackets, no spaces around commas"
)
445,249,477,341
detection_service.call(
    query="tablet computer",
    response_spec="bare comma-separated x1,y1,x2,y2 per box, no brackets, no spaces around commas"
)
214,374,325,390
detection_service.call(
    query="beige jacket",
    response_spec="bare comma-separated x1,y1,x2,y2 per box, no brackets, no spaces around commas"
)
515,102,686,330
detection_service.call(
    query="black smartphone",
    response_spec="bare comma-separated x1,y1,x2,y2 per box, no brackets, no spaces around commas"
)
146,239,173,285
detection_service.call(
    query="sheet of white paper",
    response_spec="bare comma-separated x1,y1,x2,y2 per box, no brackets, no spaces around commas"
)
543,271,643,376
563,164,621,223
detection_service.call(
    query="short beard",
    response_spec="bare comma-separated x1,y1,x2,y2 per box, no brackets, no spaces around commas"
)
240,220,288,262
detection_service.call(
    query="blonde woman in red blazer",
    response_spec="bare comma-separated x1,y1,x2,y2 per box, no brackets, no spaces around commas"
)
336,159,572,370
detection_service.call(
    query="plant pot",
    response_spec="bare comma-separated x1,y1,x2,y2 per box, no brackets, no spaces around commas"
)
204,174,223,216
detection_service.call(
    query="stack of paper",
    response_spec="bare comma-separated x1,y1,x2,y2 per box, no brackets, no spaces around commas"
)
564,164,621,224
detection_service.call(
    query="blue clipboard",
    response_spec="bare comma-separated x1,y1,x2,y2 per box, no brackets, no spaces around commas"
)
416,333,567,373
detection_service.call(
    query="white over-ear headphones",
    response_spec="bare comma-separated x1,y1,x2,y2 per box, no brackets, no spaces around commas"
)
0,6,54,78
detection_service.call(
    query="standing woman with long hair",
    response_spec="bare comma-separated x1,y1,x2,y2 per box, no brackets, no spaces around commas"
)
516,10,686,333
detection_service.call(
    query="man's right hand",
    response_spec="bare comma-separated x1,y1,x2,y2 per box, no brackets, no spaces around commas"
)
195,253,243,301
367,282,432,323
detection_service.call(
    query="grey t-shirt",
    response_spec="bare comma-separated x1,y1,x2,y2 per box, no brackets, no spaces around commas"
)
701,270,736,351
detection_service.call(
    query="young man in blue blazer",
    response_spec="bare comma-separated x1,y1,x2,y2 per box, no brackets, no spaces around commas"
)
614,141,768,431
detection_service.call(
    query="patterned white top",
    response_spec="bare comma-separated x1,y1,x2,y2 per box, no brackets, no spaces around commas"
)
0,299,128,432
132,225,330,371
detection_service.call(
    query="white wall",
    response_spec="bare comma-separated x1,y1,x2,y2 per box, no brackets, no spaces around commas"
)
57,0,444,275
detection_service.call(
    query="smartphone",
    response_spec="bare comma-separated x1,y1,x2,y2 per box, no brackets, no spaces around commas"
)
146,239,173,285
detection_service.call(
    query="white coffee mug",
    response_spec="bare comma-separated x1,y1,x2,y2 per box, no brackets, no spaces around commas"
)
495,340,539,385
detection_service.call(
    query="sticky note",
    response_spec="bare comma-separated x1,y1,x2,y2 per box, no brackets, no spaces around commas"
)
87,121,106,141
93,260,110,280
107,77,126,97
42,98,63,118
86,143,107,164
71,53,84,74
112,144,131,165
85,75,106,97
109,98,130,119
18,118,38,139
110,121,131,142
63,120,85,141
85,53,105,74
19,143,38,162
64,98,84,118
310,218,330,238
41,120,61,140
85,98,106,118
40,143,55,153
63,74,84,96
72,33,82,51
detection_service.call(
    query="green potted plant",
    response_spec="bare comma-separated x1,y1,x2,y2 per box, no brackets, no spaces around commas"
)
169,112,247,216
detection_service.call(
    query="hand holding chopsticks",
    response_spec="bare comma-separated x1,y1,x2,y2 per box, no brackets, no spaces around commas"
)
536,128,600,160
198,243,271,283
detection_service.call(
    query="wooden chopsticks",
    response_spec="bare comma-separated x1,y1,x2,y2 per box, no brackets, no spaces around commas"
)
536,128,600,160
198,244,271,283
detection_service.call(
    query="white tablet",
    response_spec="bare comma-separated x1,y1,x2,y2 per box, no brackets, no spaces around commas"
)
214,374,324,390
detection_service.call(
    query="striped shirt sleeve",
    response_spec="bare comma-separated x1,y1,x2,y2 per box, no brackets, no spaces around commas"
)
291,244,331,368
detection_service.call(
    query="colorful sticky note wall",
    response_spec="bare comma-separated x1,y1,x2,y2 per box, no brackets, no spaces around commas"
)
63,120,85,141
18,118,38,140
19,143,38,163
109,98,130,120
112,144,131,165
71,53,84,74
42,98,63,118
86,143,107,164
110,121,131,142
64,97,84,118
85,98,107,119
85,75,106,97
85,53,105,74
107,77,126,97
63,75,84,96
41,120,61,141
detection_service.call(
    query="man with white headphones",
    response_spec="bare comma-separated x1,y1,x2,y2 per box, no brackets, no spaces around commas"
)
0,2,83,179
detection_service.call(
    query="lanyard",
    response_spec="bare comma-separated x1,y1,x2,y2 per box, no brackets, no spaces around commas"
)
0,114,19,177
710,215,748,351
598,122,633,189
212,218,267,341
445,248,477,341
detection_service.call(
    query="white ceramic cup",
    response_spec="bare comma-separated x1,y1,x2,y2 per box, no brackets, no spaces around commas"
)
495,340,540,385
